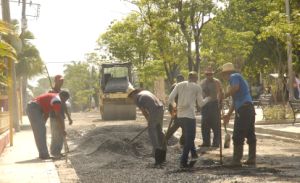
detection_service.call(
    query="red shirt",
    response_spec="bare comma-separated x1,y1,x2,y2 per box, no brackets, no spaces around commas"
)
33,93,62,114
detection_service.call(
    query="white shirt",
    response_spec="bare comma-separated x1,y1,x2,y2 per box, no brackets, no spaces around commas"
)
168,81,210,119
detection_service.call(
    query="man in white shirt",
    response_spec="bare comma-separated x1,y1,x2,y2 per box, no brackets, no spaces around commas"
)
168,71,210,168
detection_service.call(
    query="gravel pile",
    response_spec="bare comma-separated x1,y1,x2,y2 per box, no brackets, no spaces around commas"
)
59,123,299,183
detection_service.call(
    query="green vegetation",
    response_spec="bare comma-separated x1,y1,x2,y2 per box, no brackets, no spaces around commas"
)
97,0,300,91
4,0,298,112
0,20,17,86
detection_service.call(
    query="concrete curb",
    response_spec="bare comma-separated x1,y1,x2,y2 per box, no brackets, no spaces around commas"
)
226,123,300,142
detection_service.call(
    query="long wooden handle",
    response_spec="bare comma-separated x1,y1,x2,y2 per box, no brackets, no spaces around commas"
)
63,137,69,163
129,126,148,143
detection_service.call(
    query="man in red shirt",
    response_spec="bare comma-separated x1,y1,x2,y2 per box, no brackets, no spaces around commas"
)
26,91,70,159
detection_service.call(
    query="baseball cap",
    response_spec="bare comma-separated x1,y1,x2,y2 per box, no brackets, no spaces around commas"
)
54,75,64,82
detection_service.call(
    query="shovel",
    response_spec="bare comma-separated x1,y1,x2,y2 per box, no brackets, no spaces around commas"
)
221,106,231,149
224,124,231,148
220,100,231,149
63,136,69,162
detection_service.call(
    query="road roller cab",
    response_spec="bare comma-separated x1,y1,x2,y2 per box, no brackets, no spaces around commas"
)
99,62,136,120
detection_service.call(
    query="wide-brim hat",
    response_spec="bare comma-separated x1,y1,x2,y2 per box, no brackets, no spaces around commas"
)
204,66,214,74
221,62,236,73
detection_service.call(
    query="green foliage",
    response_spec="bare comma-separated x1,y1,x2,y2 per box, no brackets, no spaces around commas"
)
263,105,293,121
97,0,300,91
138,59,165,89
16,29,43,79
0,20,17,85
99,13,150,66
63,62,96,111
32,77,51,97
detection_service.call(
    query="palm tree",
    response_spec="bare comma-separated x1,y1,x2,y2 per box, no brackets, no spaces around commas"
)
0,20,17,86
16,29,44,110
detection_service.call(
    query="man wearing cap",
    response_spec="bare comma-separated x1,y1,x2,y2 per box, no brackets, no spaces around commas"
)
200,66,223,147
221,62,256,167
49,75,73,158
128,85,166,166
26,91,70,159
168,71,211,168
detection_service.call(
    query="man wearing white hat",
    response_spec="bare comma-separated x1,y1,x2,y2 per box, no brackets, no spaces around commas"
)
200,66,223,148
221,62,256,167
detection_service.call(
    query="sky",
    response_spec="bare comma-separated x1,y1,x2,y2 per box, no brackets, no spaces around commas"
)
5,0,136,85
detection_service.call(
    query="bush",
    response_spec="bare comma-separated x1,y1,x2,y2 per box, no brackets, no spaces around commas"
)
263,105,293,120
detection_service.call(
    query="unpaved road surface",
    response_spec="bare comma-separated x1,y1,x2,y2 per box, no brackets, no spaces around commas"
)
54,111,300,183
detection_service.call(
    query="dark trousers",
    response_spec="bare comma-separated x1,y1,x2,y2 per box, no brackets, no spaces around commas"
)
148,108,165,150
201,101,220,146
177,118,197,165
165,118,184,145
233,103,256,146
26,102,49,158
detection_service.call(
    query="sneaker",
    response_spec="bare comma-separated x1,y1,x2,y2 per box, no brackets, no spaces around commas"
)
189,154,198,168
180,162,189,169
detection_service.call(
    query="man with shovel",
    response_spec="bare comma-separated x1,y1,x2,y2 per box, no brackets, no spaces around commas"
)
200,66,223,148
128,85,166,166
221,62,256,167
165,74,185,147
49,75,73,158
168,71,211,168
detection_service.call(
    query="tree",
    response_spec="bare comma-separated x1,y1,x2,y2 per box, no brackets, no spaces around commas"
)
63,62,95,111
0,20,17,85
15,29,44,111
31,77,51,97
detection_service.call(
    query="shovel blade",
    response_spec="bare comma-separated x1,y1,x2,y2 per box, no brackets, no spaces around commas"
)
224,133,231,148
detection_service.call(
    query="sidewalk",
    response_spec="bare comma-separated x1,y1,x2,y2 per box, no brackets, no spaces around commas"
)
226,107,300,141
0,117,60,183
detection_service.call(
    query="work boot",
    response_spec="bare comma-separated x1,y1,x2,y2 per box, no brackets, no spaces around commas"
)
228,145,243,167
244,143,256,165
158,149,166,163
154,149,165,165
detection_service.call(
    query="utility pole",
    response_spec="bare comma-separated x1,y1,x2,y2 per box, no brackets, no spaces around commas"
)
18,0,27,122
285,0,294,100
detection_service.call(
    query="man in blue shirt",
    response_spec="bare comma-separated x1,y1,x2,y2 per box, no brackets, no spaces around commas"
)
222,63,256,167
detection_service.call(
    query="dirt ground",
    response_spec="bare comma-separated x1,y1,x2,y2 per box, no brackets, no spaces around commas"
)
54,111,300,183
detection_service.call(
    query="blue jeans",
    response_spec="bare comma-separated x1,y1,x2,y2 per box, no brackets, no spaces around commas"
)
177,117,197,165
26,102,50,158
